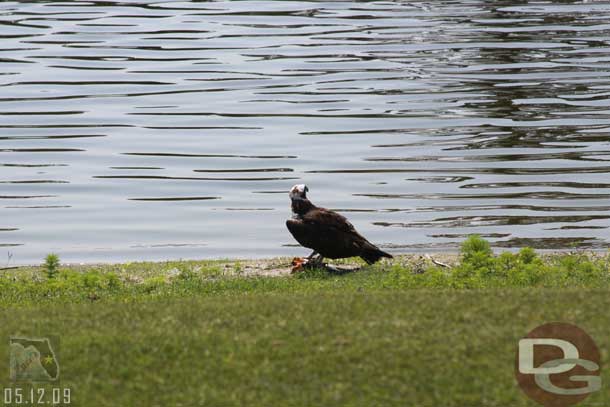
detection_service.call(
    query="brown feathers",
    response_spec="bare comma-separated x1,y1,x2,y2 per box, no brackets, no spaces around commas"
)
286,187,392,264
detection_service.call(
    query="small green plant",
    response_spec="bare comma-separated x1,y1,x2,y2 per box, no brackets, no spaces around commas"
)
234,262,243,275
461,235,492,261
518,247,537,264
453,235,494,278
44,253,60,278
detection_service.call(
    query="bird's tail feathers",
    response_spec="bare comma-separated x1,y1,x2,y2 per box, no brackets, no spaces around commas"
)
361,246,393,265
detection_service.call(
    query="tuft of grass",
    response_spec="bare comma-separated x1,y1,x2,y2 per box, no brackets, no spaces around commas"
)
294,266,333,280
43,253,60,279
460,234,492,261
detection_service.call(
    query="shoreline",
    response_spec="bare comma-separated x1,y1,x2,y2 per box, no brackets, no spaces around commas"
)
4,249,609,278
6,246,610,269
4,254,450,278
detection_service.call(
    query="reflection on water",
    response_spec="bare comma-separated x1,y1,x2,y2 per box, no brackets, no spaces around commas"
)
2,1,610,264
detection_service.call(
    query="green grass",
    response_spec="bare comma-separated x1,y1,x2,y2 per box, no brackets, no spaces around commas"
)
0,236,609,406
2,237,610,306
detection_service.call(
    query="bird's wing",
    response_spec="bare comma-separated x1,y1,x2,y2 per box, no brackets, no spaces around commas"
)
286,218,316,249
302,207,358,234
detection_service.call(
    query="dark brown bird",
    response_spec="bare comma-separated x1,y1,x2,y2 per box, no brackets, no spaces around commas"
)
286,184,392,265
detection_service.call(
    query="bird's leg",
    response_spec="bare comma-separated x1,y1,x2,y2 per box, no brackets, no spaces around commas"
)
299,251,325,269
310,254,325,267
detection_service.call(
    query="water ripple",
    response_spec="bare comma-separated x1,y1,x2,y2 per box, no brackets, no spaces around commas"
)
3,0,610,263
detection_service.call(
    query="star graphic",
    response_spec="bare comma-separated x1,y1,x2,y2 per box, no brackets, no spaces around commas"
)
43,355,54,365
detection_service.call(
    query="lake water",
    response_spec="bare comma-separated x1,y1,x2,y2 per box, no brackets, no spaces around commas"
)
3,1,610,265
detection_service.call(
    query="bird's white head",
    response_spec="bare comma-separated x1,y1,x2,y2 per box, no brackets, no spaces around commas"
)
289,184,308,200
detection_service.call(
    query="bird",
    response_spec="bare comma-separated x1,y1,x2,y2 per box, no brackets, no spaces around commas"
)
286,184,393,266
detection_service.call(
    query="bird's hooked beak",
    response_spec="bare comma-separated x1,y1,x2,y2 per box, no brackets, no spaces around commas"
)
289,184,308,200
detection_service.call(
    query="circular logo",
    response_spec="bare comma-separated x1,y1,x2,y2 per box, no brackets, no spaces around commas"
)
515,322,601,407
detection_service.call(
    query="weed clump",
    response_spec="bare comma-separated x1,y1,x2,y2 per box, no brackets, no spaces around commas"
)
383,235,609,289
44,253,60,278
460,235,492,262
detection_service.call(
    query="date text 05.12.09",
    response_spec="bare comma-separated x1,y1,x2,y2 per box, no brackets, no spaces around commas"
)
4,387,71,405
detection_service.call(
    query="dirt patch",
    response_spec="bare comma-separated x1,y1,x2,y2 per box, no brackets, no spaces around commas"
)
218,253,461,277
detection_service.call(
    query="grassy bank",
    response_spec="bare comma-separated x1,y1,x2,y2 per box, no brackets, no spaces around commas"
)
0,237,609,406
